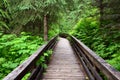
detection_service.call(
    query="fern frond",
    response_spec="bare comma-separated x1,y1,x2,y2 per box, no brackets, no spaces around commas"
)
0,21,9,30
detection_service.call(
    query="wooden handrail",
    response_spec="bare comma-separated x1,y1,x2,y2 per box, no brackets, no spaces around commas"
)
3,35,58,80
70,35,120,80
3,34,120,80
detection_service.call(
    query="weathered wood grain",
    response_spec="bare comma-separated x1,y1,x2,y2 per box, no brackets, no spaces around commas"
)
42,38,86,80
71,36,120,80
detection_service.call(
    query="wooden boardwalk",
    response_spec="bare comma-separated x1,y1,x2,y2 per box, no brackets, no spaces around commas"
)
3,36,120,80
42,38,86,80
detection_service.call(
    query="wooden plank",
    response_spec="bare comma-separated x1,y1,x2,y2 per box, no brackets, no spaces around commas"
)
42,77,85,80
28,65,42,80
73,42,103,80
42,38,86,80
72,44,95,80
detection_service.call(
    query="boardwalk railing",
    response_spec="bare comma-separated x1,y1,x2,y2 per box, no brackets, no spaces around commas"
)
3,34,120,80
3,35,58,80
70,35,120,80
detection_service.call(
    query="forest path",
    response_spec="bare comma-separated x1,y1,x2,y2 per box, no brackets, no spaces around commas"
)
42,37,86,80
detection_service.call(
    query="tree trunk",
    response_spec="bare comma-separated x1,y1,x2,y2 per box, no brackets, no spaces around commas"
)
99,0,103,27
32,22,35,33
44,14,48,41
39,21,42,33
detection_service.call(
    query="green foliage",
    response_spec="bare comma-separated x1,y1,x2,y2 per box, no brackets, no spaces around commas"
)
36,50,53,69
70,17,99,45
0,21,9,30
71,17,120,71
21,50,53,80
7,0,76,34
107,52,120,71
22,73,31,80
48,25,59,39
0,0,11,31
0,32,44,79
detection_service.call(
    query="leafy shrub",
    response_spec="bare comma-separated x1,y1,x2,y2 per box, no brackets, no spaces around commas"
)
36,50,53,69
22,50,53,80
71,17,120,71
0,32,44,79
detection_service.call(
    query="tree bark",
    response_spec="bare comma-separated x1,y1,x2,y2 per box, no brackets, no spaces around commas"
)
32,22,35,33
39,21,42,33
44,14,48,41
99,0,104,27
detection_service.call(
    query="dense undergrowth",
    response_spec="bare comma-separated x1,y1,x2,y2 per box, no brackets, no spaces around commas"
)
21,50,53,80
71,17,120,71
0,32,44,79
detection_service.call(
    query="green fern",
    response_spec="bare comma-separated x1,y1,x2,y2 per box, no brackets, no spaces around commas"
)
0,32,44,79
0,21,9,30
